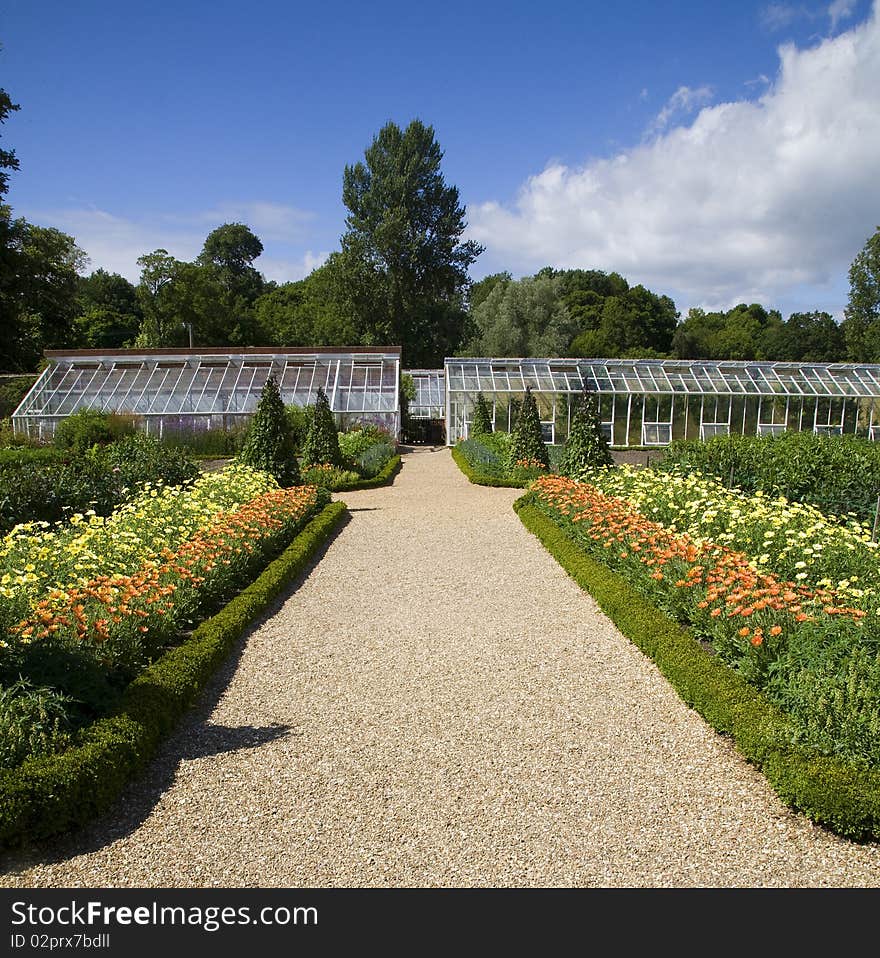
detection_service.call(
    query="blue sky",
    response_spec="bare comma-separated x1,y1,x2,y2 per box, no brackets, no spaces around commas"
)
2,0,879,321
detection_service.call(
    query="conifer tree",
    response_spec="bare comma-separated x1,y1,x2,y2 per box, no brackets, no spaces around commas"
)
558,387,613,477
508,386,549,468
238,375,299,486
470,391,493,437
301,386,343,467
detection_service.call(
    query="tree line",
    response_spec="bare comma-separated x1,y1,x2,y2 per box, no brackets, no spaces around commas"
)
1,81,879,372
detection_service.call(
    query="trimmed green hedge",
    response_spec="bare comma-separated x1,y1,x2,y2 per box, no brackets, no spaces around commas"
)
332,454,402,491
451,447,526,488
0,500,347,848
514,492,880,840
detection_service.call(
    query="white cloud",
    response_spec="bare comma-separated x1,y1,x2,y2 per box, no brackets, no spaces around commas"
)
828,0,857,29
257,250,330,284
761,2,803,31
647,85,714,135
20,205,324,283
163,201,315,243
467,6,880,316
20,207,204,281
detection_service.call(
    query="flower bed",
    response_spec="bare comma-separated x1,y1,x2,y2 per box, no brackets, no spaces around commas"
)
573,465,879,606
0,472,327,771
529,474,880,767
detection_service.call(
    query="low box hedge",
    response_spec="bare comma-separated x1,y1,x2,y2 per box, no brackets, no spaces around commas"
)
451,447,526,488
514,491,880,841
0,499,347,849
333,453,402,491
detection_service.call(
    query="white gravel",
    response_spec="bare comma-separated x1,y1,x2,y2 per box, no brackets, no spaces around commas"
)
3,446,880,887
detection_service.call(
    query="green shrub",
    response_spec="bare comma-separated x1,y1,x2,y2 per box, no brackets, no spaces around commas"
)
300,464,361,489
0,377,37,419
354,441,395,478
508,386,549,470
471,392,493,437
338,427,379,462
301,387,343,468
0,435,200,533
0,680,73,769
53,410,135,455
558,388,613,476
286,404,314,451
661,432,880,523
451,444,527,488
99,432,199,491
238,376,300,486
161,423,249,458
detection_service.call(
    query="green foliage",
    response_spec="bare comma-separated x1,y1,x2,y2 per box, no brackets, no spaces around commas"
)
452,442,528,488
0,680,73,770
285,404,314,451
100,432,199,490
660,432,880,523
238,376,299,486
338,118,483,366
0,499,343,847
514,493,880,839
463,273,576,357
160,422,249,458
301,386,343,468
355,442,395,478
53,409,134,454
558,389,613,476
0,435,199,533
0,376,35,418
508,386,549,469
842,225,880,362
300,464,361,489
470,392,493,436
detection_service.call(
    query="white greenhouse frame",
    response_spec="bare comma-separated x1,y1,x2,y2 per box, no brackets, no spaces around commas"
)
443,357,880,447
12,347,402,441
404,369,445,420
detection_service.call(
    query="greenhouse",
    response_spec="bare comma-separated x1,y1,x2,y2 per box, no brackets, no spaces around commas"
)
443,357,880,446
12,347,402,441
405,369,445,420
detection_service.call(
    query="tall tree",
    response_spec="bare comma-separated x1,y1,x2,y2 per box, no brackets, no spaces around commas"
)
337,119,483,365
842,226,880,362
0,86,19,201
462,273,575,357
74,269,142,348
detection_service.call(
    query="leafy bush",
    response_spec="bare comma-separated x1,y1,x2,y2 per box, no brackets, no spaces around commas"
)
300,464,361,489
471,392,493,436
508,386,549,469
338,427,380,462
661,432,880,523
457,437,506,477
0,377,37,420
0,435,200,534
355,441,395,478
286,404,314,451
558,388,613,476
237,376,299,486
0,680,73,769
301,387,343,468
99,432,199,491
53,410,136,455
160,423,249,458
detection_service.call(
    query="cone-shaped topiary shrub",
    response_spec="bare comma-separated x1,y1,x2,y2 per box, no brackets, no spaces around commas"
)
508,386,549,469
471,392,493,437
558,387,614,477
301,386,343,468
238,375,300,486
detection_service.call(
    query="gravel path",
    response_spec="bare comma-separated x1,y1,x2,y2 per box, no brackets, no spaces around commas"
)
3,447,880,887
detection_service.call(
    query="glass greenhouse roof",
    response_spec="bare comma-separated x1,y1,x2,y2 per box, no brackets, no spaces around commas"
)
13,348,401,422
444,358,880,399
